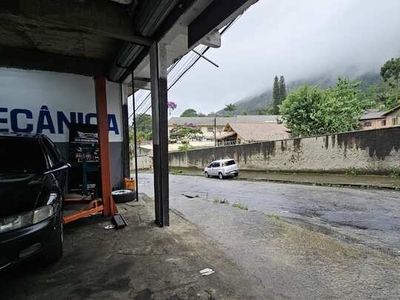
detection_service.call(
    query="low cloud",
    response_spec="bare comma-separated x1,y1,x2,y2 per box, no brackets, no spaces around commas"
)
168,0,400,116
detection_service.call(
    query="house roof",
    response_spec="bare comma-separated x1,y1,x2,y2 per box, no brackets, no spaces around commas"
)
359,105,400,121
168,115,280,127
382,104,400,116
359,110,386,120
221,123,290,142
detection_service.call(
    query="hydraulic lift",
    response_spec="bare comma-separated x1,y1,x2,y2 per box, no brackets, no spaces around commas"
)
62,77,119,225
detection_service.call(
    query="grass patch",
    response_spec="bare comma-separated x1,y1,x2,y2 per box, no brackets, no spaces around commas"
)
345,167,358,176
213,197,229,205
267,213,280,220
390,169,400,179
232,201,248,210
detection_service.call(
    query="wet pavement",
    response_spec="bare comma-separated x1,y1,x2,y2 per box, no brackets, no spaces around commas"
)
139,173,400,300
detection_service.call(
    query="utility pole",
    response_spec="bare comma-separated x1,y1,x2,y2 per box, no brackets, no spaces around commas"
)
214,117,217,148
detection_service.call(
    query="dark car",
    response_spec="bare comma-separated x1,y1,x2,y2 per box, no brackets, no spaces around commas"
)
0,133,70,270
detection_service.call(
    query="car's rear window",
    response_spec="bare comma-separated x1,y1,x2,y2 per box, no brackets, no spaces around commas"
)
226,160,236,166
0,137,46,173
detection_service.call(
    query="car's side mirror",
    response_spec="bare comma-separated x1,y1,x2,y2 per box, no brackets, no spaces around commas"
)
43,162,71,175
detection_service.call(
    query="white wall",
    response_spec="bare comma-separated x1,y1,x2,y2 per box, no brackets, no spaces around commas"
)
0,68,122,142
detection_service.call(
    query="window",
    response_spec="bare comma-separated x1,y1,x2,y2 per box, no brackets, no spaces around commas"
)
42,137,62,166
363,122,372,127
382,120,386,126
226,160,236,166
0,137,46,173
207,127,214,132
392,118,397,125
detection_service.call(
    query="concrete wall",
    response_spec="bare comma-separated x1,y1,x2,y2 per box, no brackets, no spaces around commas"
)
169,127,400,174
130,155,153,170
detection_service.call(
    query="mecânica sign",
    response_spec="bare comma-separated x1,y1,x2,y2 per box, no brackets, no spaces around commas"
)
0,68,123,142
0,106,119,135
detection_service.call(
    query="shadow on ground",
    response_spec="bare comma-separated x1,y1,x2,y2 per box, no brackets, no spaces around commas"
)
0,195,263,300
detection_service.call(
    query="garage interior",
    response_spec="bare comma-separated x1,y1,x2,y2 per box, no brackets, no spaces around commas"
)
0,1,260,297
0,0,256,226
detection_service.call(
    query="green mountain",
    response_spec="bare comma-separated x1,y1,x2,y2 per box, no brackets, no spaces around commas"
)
217,72,381,116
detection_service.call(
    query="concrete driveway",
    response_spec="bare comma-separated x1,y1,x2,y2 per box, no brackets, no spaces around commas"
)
139,173,400,300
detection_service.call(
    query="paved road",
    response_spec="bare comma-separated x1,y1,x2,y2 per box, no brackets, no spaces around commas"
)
139,173,400,300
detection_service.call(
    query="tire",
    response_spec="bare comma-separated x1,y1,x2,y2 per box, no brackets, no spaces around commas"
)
112,189,136,203
234,173,238,177
42,220,63,266
205,172,210,178
218,172,224,180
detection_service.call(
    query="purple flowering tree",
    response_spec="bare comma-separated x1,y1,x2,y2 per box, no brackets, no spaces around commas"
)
167,101,177,116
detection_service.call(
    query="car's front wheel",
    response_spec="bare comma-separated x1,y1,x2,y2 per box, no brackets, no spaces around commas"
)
205,172,210,178
218,172,224,180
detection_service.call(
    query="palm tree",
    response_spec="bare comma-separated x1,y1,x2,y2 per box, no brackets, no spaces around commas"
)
224,103,236,116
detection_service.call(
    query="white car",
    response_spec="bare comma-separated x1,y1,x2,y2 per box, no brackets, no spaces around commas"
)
204,159,239,179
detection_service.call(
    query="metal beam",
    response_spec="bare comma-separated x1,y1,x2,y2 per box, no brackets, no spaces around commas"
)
0,46,109,76
188,0,257,48
94,77,118,217
0,0,151,46
150,42,169,227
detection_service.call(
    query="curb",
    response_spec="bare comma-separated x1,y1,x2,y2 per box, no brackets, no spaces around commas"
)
169,172,400,191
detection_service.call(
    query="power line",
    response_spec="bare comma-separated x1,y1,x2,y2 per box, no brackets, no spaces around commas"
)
132,16,242,124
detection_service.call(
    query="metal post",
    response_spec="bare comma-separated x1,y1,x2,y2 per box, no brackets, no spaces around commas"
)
94,77,118,216
150,41,169,227
131,70,139,202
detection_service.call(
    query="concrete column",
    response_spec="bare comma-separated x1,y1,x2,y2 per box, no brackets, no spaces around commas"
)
121,84,130,180
150,42,169,227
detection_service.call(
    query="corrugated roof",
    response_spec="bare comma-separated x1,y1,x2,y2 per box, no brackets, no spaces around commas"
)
359,111,385,120
359,105,400,120
223,123,290,142
168,115,280,126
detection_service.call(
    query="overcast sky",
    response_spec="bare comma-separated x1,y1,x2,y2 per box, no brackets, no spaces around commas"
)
164,0,400,117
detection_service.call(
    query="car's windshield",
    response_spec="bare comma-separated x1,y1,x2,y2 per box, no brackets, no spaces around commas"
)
0,137,46,174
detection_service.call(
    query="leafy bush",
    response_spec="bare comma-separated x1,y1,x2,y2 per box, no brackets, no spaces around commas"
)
345,167,358,176
390,169,400,178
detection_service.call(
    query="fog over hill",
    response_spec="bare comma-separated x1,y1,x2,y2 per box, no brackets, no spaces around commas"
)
216,71,381,115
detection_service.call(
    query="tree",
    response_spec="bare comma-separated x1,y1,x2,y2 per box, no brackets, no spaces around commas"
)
169,123,203,142
134,114,152,142
272,75,280,114
279,76,287,104
280,84,326,137
167,101,177,116
380,57,400,108
280,78,365,137
180,108,198,117
257,106,271,115
224,103,237,116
